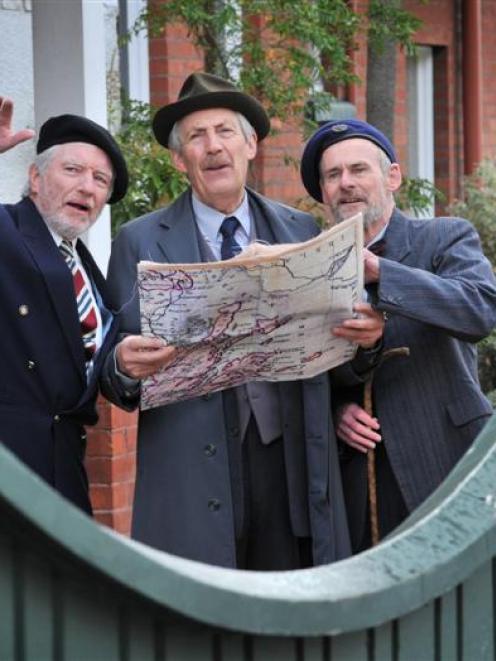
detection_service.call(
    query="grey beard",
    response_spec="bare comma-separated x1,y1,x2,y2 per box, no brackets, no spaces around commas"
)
333,202,385,230
43,212,93,242
362,203,386,230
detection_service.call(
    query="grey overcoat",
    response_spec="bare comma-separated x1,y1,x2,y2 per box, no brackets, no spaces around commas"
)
101,188,377,567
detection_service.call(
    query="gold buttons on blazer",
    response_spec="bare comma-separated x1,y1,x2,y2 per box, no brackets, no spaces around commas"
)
18,304,29,316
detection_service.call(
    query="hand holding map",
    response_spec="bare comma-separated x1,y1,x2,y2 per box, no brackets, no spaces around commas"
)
138,213,363,410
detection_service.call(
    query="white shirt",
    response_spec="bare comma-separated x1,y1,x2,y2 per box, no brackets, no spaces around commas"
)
192,192,252,259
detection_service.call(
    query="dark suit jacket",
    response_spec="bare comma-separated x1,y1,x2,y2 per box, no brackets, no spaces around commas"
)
337,209,496,549
0,198,118,513
101,188,377,568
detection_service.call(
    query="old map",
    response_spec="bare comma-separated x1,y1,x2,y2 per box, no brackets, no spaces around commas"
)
138,213,363,409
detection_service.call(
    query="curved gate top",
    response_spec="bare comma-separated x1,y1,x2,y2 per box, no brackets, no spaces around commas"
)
1,415,496,660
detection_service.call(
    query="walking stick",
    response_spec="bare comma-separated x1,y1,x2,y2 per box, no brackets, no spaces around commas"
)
364,346,410,546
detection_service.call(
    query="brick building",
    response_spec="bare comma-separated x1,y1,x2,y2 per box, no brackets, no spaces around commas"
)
0,0,495,535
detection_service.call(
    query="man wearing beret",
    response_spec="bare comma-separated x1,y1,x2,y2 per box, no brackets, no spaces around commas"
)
301,118,496,552
0,96,128,513
101,72,384,569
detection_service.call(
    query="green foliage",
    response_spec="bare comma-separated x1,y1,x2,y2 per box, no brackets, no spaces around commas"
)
478,332,496,404
111,100,188,235
134,0,420,122
367,0,423,55
449,159,496,265
116,1,429,230
449,159,496,399
396,176,443,217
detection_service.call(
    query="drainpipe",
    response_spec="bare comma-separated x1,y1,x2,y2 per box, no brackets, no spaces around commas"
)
462,0,483,174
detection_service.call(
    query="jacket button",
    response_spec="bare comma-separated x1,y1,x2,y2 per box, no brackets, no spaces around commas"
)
207,498,221,512
18,304,29,316
54,414,61,422
204,443,216,457
27,360,36,370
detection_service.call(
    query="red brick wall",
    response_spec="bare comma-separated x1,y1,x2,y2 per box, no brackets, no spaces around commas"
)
149,23,204,108
87,0,496,535
481,0,496,158
86,399,137,535
404,0,462,206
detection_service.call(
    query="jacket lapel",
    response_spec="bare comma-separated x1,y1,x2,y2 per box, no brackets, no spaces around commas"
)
15,198,87,383
383,208,412,263
154,191,203,264
248,188,308,245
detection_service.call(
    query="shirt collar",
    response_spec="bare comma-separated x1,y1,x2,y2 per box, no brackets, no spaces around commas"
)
366,220,389,249
46,225,76,251
192,191,251,246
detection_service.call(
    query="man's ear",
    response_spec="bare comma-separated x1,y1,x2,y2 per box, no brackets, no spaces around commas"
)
387,163,402,193
246,133,258,162
171,151,187,174
28,163,40,195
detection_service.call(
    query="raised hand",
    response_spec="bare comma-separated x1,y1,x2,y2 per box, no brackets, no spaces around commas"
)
0,97,35,153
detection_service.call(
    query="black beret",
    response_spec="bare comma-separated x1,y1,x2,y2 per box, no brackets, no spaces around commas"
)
300,119,397,202
153,72,271,148
37,114,128,204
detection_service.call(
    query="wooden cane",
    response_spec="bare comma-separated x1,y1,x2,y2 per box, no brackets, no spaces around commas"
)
364,346,410,546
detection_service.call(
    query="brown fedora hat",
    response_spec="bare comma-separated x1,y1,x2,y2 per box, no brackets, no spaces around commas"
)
152,72,271,148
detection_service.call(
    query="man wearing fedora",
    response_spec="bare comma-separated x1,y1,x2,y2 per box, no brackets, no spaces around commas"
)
300,118,496,552
0,95,127,513
101,72,384,569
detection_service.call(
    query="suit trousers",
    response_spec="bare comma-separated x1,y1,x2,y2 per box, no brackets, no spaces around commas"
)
234,416,312,570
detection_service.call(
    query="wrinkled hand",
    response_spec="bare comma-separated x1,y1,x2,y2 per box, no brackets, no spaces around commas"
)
333,302,384,349
363,247,380,283
0,97,35,153
116,335,176,380
336,402,381,453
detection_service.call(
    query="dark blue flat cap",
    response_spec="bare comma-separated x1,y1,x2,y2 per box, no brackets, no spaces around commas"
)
300,119,397,202
37,114,128,204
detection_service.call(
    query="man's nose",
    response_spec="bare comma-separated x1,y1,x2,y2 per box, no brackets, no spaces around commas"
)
205,131,223,152
77,171,97,193
339,169,355,188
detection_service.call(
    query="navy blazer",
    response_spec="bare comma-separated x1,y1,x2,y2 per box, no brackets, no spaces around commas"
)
0,198,118,512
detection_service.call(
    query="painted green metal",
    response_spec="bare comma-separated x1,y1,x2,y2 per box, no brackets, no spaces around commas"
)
0,415,495,660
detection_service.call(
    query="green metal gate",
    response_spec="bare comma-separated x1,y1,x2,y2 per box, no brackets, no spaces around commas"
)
1,415,495,660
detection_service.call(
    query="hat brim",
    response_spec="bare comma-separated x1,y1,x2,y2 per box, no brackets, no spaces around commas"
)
152,91,271,147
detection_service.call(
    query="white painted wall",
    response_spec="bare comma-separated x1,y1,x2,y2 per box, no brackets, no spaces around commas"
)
0,1,34,202
124,0,150,103
0,0,150,270
407,46,435,217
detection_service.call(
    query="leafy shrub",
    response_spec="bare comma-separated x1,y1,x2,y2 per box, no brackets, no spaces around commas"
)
450,159,496,399
111,100,188,236
395,176,442,217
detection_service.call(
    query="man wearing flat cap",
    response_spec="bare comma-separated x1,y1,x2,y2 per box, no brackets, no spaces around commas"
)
301,118,496,552
0,96,127,513
101,72,384,569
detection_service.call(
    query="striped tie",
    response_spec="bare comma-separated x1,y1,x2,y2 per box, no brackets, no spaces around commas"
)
59,239,98,360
